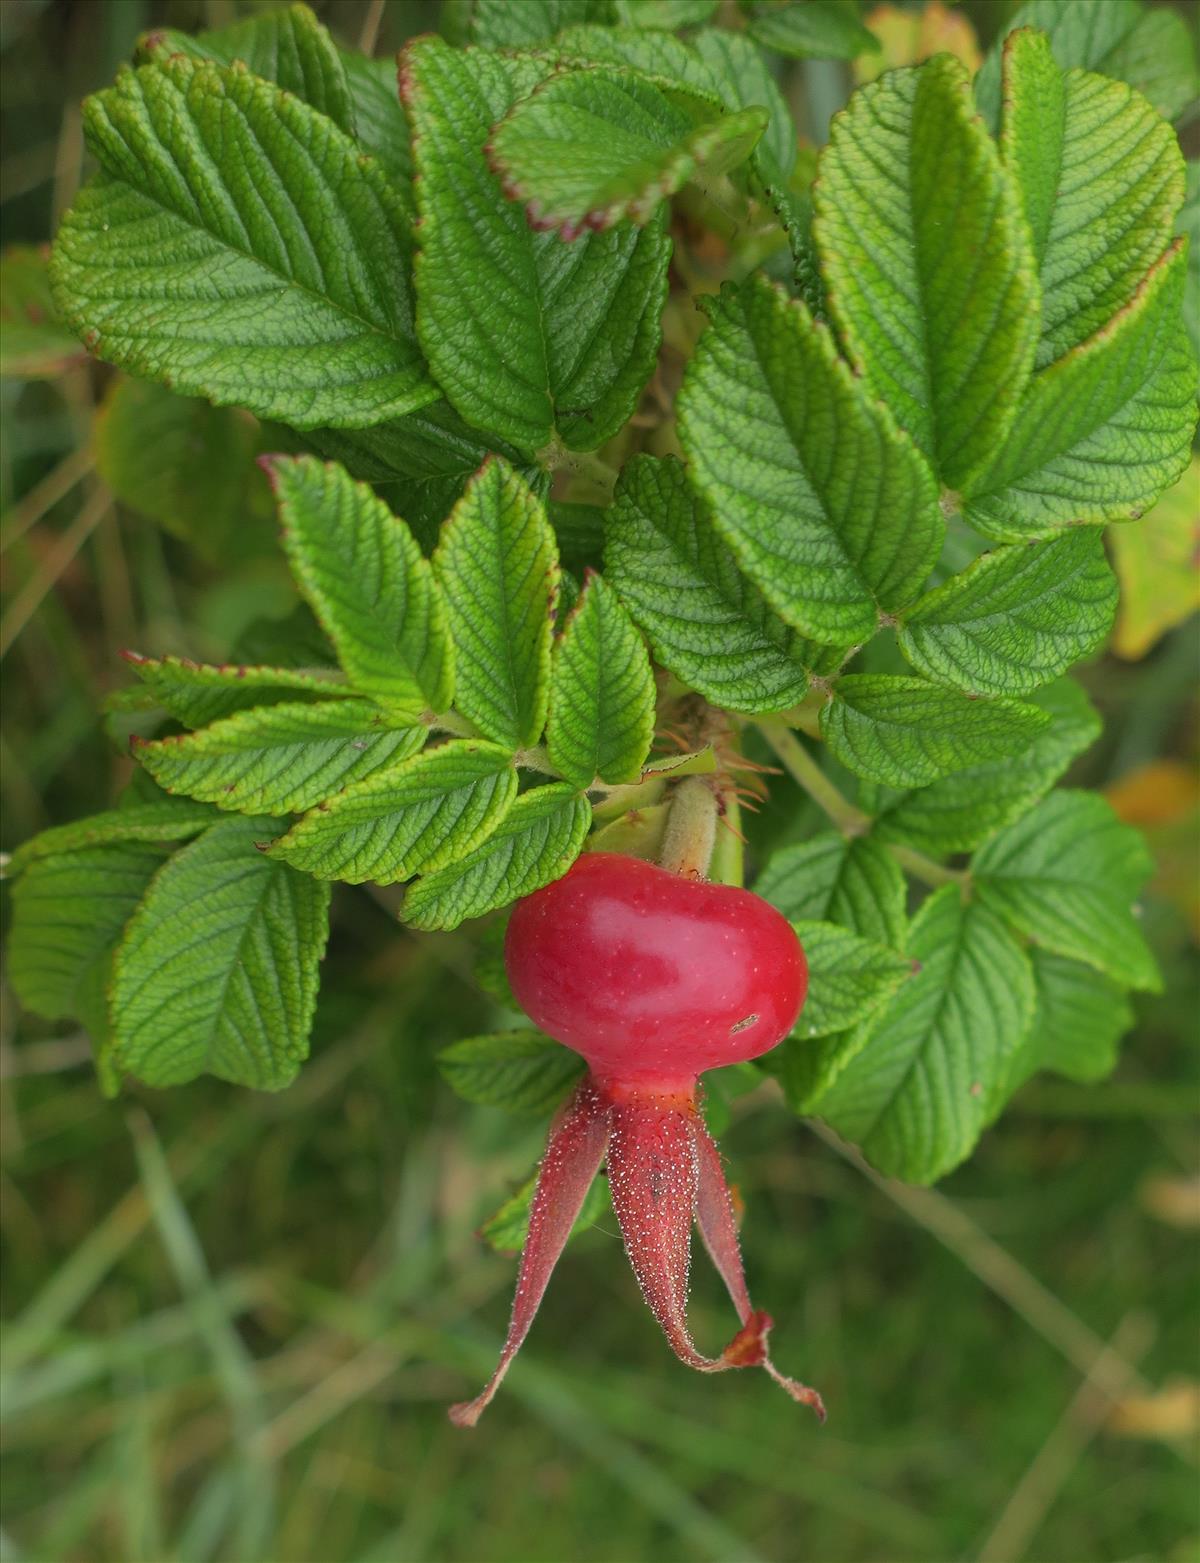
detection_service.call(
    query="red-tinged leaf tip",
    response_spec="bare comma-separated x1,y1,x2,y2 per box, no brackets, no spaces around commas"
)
119,648,148,665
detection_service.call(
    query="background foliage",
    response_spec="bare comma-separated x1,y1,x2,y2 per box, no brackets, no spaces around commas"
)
2,1,1198,1560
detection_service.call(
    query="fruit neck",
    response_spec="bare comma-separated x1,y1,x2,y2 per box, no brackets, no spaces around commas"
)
589,1073,699,1110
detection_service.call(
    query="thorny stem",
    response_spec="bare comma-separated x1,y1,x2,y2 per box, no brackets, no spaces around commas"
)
658,777,719,878
753,719,968,890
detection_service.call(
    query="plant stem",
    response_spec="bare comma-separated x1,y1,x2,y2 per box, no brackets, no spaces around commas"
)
887,843,967,890
754,719,967,888
754,720,869,836
658,777,718,878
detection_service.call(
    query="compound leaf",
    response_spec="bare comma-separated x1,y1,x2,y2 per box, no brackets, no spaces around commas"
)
821,675,1050,787
433,458,558,750
748,1,878,61
972,789,1160,992
976,0,1200,129
402,37,671,452
964,240,1196,538
606,455,824,715
51,56,434,429
134,700,426,816
457,0,612,49
790,919,911,1038
111,816,330,1089
121,653,353,729
897,529,1118,695
270,739,518,885
546,572,655,787
489,65,767,236
816,888,1035,1183
1001,28,1185,368
756,830,907,947
137,3,354,132
403,784,590,931
814,55,1038,490
677,274,943,644
268,456,453,721
8,843,170,1021
438,1030,585,1113
868,676,1100,855
1000,949,1134,1100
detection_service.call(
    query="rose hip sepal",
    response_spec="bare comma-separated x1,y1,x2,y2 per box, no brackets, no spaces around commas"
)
448,853,824,1428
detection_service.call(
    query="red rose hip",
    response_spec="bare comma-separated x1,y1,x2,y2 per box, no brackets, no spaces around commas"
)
449,850,824,1429
505,852,808,1090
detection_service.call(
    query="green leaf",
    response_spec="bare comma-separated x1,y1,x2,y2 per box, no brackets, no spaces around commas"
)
402,37,671,452
692,28,797,179
814,56,1039,490
553,23,723,105
897,530,1118,696
791,919,911,1038
975,0,1199,129
9,802,215,876
0,245,87,378
488,65,767,237
479,1165,610,1254
51,55,434,430
1181,163,1200,373
613,0,717,26
821,675,1050,787
403,784,590,931
8,843,169,1021
1001,28,1185,369
268,456,454,721
771,1029,871,1117
298,401,535,549
606,455,821,715
755,830,907,947
868,677,1100,855
95,377,273,564
972,789,1160,992
438,1030,584,1112
677,275,943,644
433,458,558,749
269,740,518,885
121,653,353,729
457,0,613,49
340,51,413,191
134,700,426,817
545,572,655,787
137,4,354,131
748,1,878,61
963,241,1196,538
1002,949,1134,1098
111,816,330,1089
816,888,1035,1183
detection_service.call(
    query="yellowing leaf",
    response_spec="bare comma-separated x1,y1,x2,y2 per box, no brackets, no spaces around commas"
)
854,2,981,85
1109,458,1200,659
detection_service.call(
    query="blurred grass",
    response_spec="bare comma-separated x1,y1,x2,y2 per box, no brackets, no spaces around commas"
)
2,3,1199,1561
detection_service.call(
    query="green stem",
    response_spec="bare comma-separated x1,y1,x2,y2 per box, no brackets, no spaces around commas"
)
888,843,967,891
755,718,967,889
755,719,869,836
709,789,744,888
513,745,560,778
658,777,718,878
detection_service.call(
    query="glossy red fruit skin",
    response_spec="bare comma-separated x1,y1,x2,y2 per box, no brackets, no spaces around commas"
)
504,853,807,1090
